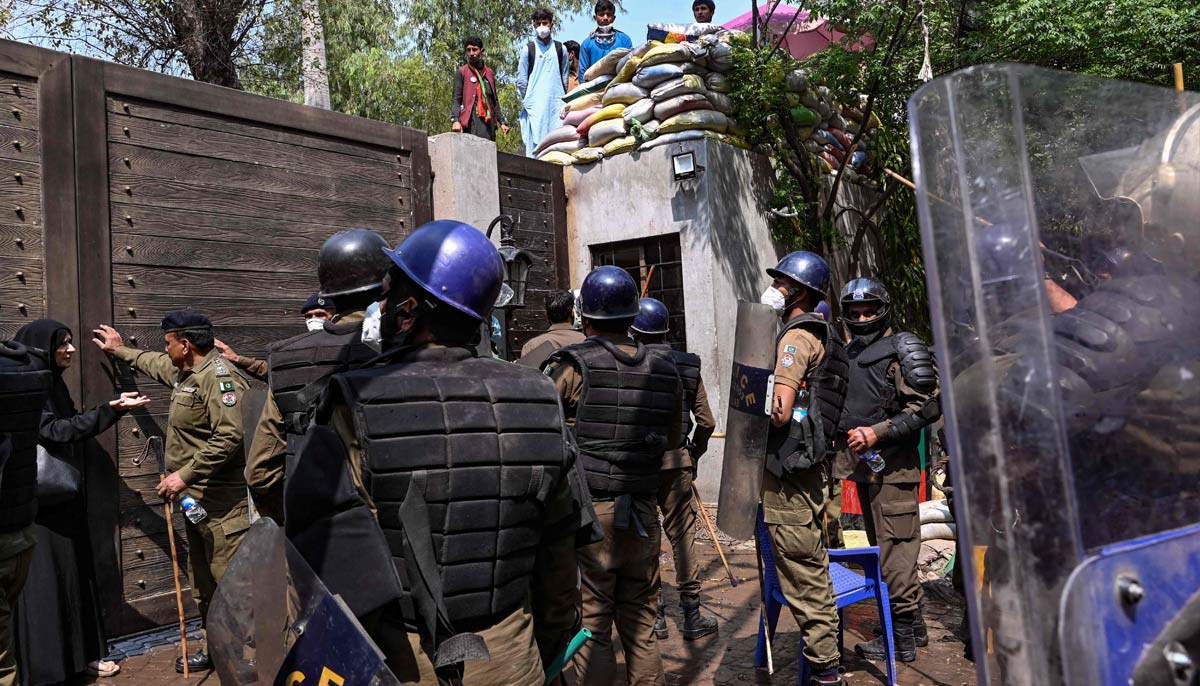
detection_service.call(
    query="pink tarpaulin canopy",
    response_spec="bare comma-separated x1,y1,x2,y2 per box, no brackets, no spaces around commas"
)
724,3,873,61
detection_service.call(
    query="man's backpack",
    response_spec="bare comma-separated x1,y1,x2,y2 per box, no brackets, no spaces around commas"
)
525,40,567,91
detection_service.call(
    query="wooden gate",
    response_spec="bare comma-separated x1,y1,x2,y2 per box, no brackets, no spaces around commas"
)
496,152,568,357
0,40,432,637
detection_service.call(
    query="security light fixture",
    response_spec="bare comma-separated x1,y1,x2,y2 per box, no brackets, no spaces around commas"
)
488,214,533,308
672,151,697,181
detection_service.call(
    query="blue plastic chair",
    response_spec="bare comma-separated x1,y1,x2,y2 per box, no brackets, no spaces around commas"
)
755,505,897,686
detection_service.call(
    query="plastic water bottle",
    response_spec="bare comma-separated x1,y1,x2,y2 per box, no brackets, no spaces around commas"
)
861,450,886,473
179,494,208,524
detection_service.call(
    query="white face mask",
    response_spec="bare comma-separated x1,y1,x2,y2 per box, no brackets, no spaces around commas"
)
306,318,326,332
535,25,552,39
759,286,787,311
361,302,382,351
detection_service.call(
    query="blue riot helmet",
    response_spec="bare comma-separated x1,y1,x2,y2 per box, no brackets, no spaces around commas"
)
630,297,670,335
766,251,831,299
382,220,505,322
814,300,832,322
839,277,891,336
578,266,640,320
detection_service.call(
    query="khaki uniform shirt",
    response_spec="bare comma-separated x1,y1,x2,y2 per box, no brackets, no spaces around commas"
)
832,330,941,484
112,346,249,514
232,355,269,382
663,375,716,470
762,327,825,523
520,322,586,358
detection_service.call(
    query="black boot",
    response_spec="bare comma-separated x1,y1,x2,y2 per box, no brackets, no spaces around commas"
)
654,595,668,640
855,613,916,663
175,649,212,673
680,598,718,640
874,606,929,647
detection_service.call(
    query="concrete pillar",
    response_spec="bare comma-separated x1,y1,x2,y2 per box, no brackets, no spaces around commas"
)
427,133,500,234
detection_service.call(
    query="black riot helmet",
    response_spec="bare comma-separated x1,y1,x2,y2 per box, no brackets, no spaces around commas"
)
840,277,891,336
317,229,392,303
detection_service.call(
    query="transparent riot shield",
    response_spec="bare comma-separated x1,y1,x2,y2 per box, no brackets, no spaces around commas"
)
207,519,401,686
911,63,1200,686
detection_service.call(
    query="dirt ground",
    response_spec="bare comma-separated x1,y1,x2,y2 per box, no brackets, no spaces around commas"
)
86,532,978,686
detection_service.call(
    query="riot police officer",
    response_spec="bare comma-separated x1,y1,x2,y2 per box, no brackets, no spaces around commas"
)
0,341,49,686
833,277,940,664
628,298,719,641
245,228,390,523
285,220,590,686
759,251,848,685
545,267,683,686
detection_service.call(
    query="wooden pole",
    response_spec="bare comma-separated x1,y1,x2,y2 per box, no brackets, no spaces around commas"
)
692,483,738,587
161,481,189,678
884,167,993,227
640,265,657,299
1175,63,1185,92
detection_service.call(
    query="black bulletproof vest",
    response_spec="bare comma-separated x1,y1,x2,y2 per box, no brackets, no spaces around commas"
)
841,333,915,457
554,338,680,495
649,345,701,447
0,342,51,533
268,317,376,465
767,314,848,470
335,347,568,632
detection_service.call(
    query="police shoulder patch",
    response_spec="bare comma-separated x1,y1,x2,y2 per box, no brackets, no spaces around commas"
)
784,345,798,354
780,353,795,368
214,362,231,377
221,391,237,407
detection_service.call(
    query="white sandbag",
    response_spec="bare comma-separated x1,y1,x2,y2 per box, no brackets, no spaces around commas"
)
532,125,582,156
639,130,706,151
622,98,657,125
920,499,954,525
588,118,627,148
602,82,649,106
633,64,687,89
583,48,630,81
538,138,587,156
705,72,731,93
565,92,603,112
921,521,957,542
650,74,707,102
572,147,605,165
658,109,728,135
705,91,734,114
653,93,712,122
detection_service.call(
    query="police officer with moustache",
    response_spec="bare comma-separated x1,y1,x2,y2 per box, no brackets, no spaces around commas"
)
544,268,683,686
832,277,940,664
93,312,251,674
244,229,390,524
758,252,849,686
627,298,719,642
285,221,592,686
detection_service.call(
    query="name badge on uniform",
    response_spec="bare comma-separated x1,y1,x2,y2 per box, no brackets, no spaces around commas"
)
221,392,237,407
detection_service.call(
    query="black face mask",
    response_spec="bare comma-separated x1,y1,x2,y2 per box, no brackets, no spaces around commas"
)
380,297,415,351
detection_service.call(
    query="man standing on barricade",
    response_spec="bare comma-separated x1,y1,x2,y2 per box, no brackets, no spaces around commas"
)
284,220,592,686
93,312,250,674
244,229,389,524
544,267,683,686
627,297,719,642
832,277,940,664
758,251,848,685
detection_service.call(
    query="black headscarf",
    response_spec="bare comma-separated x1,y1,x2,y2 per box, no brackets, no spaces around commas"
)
14,318,76,417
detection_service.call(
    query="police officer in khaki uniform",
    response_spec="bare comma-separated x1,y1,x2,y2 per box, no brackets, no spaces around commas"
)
93,313,250,674
244,230,389,524
627,298,719,641
285,221,592,686
519,289,585,366
832,277,939,664
545,267,682,686
758,252,848,686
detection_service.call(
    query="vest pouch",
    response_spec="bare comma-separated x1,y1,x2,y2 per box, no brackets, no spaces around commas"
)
766,410,824,478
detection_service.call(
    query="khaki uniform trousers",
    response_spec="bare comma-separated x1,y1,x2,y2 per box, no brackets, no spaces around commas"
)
369,605,545,686
575,499,664,686
656,468,703,602
824,477,845,549
761,467,840,671
856,481,923,616
185,505,251,629
0,547,33,686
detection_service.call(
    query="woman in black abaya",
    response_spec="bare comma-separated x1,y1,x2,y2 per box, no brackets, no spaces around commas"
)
12,320,149,684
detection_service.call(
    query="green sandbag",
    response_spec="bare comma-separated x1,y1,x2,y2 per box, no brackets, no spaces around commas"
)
587,118,627,148
583,48,630,81
790,106,818,127
603,135,639,156
538,151,575,165
658,109,728,135
563,75,614,103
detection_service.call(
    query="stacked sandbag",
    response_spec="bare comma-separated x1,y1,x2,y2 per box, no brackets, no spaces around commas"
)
535,28,751,166
782,69,881,182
